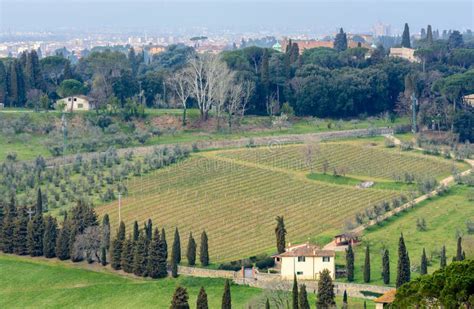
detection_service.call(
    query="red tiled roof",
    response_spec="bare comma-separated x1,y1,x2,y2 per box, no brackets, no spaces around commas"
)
275,244,335,258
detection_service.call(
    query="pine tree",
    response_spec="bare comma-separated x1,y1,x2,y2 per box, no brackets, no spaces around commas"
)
401,23,411,48
27,188,44,256
420,248,428,275
161,228,168,261
221,279,231,309
120,236,134,273
200,231,209,266
317,269,335,309
396,233,411,287
292,274,299,309
13,207,29,255
299,284,310,309
346,244,354,282
426,25,433,44
101,214,110,250
363,245,371,283
101,246,107,266
43,215,57,258
111,221,126,270
382,249,390,284
334,28,348,52
56,214,71,260
440,245,447,268
275,216,287,254
456,237,464,261
342,290,348,309
196,286,208,309
133,221,139,242
172,227,181,264
170,286,190,309
187,232,196,266
133,232,148,277
1,195,17,253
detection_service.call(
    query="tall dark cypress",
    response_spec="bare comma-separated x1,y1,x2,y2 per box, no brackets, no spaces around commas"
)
221,279,231,309
56,214,71,260
101,214,110,250
342,290,348,309
420,248,428,275
145,219,153,241
27,188,44,256
1,196,17,253
13,207,29,255
401,23,411,48
172,227,181,264
426,25,433,44
0,61,7,105
396,233,410,287
346,244,354,282
147,228,167,279
334,28,348,52
265,298,270,309
363,245,371,283
382,249,390,284
456,237,464,261
170,286,189,309
133,221,139,242
111,221,126,270
292,274,299,309
316,269,335,309
133,232,148,277
299,284,310,309
161,228,168,261
187,232,196,266
120,236,134,273
440,245,447,268
101,246,107,266
275,216,287,254
196,286,208,309
43,215,57,258
200,231,209,266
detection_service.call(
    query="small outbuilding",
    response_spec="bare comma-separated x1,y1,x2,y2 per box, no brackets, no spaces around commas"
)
374,289,396,309
56,95,91,112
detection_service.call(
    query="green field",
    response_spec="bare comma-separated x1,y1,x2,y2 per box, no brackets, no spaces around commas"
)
340,185,474,285
96,139,462,263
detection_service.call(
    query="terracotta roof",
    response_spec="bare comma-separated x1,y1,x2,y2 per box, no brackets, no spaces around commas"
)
374,289,396,303
275,244,335,258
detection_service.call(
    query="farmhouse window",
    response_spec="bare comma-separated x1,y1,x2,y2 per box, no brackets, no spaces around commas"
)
298,256,305,262
296,271,303,275
323,257,330,262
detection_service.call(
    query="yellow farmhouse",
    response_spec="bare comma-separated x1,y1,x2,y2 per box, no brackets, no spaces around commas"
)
273,243,336,280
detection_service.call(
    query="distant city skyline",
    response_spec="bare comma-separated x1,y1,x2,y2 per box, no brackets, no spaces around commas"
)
1,0,472,35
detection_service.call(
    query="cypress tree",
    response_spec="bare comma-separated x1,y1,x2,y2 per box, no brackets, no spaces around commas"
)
0,61,6,105
111,221,126,270
171,258,178,278
316,269,335,309
334,28,348,52
1,196,17,253
401,23,411,48
440,245,447,268
275,216,287,254
364,301,367,309
382,249,390,284
346,244,354,282
133,221,139,242
170,286,190,309
145,219,153,241
221,279,231,309
363,245,371,283
196,286,208,309
299,284,310,309
120,236,134,273
292,274,299,309
420,248,428,275
172,227,181,264
133,232,148,277
187,232,196,266
265,298,270,309
13,207,29,255
147,228,165,279
456,237,463,261
200,231,209,266
43,215,57,258
161,228,168,261
101,214,110,250
426,25,433,44
56,214,71,260
396,233,410,287
101,246,107,266
27,188,44,256
342,290,348,309
261,49,270,101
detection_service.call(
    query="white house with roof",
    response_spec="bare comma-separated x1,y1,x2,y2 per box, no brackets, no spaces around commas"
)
56,95,91,112
273,243,336,280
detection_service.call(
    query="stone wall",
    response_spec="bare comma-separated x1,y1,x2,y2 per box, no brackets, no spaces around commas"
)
177,265,237,280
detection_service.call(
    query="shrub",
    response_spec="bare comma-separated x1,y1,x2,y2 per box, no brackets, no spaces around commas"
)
384,137,396,148
416,218,427,231
255,257,275,270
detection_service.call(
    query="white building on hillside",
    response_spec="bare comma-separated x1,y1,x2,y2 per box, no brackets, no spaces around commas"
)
56,95,91,112
389,47,419,62
273,243,335,280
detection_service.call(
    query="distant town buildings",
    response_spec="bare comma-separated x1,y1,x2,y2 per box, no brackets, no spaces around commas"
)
280,35,373,54
373,22,392,37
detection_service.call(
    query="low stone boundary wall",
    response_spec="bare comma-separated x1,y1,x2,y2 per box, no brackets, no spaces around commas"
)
177,265,237,280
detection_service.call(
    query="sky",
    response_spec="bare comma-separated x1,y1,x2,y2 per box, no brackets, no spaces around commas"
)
0,0,473,35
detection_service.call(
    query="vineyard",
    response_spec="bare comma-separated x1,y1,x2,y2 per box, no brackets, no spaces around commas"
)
94,139,467,263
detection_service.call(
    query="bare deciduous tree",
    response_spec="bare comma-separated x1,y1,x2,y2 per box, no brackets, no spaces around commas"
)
72,226,102,263
167,68,192,126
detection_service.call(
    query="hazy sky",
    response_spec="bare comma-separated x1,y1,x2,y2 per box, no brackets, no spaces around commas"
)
1,0,472,35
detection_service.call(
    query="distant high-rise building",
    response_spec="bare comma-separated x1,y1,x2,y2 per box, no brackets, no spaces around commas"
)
373,22,391,37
